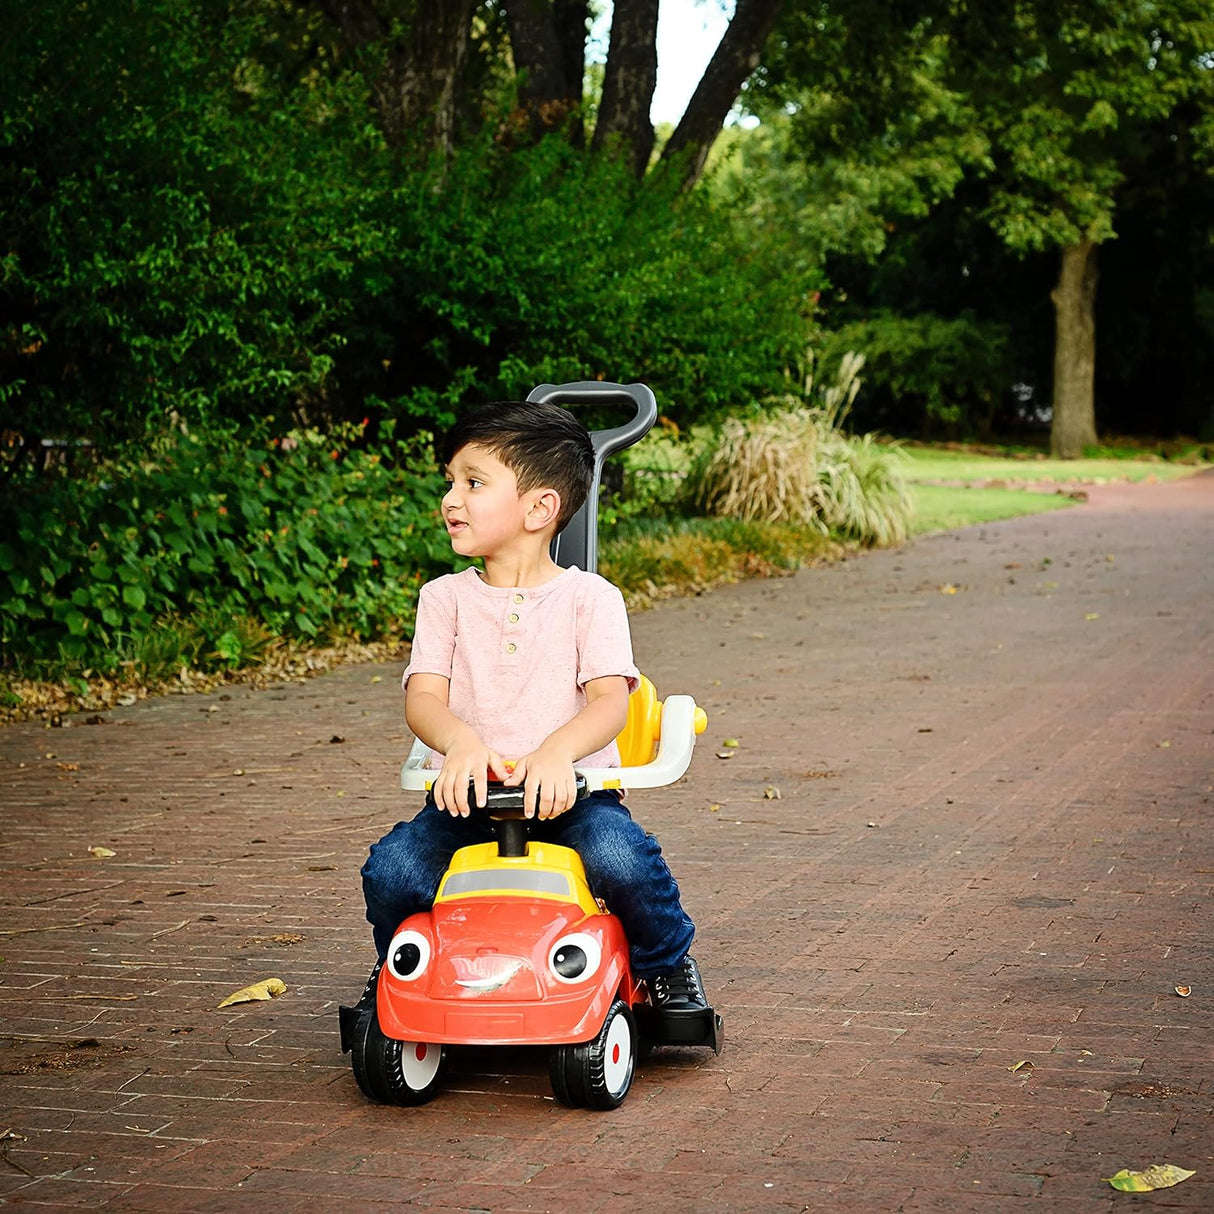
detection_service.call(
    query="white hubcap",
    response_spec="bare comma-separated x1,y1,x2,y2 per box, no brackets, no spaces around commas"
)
401,1040,441,1090
602,1013,633,1095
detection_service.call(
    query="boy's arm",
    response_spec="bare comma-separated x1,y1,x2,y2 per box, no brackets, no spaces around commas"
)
404,672,508,817
502,674,631,820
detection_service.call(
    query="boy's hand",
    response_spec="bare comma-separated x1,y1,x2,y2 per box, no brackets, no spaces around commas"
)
433,729,509,817
502,744,579,820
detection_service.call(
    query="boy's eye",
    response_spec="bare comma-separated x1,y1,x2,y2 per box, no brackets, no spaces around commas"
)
468,478,483,489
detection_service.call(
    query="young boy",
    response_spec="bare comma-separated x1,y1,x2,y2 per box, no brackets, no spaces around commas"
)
358,400,710,1018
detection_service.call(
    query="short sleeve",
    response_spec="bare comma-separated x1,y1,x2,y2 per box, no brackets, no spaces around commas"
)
401,580,457,691
576,577,641,694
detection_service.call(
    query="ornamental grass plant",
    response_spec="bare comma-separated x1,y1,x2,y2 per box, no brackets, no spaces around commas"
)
686,354,913,547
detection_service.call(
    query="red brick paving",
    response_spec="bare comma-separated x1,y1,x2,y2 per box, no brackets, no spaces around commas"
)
1,471,1212,1211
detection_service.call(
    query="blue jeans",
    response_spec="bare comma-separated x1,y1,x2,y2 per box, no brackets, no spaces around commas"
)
361,790,695,980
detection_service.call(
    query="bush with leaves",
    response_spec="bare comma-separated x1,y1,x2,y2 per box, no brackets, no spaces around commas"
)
335,133,813,436
0,425,451,678
817,310,1014,438
2,0,813,464
0,0,395,458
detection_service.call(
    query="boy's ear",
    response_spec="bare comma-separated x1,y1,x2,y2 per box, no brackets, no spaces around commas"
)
524,487,562,532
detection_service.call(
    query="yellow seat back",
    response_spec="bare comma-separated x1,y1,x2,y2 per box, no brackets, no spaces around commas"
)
617,676,663,766
616,675,707,766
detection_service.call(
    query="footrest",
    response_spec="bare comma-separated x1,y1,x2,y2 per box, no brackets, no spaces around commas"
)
338,1003,363,1055
637,1004,724,1054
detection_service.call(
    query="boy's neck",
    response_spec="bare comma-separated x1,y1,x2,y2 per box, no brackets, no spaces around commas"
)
478,548,565,589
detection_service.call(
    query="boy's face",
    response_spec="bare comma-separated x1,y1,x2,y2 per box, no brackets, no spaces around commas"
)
442,444,545,559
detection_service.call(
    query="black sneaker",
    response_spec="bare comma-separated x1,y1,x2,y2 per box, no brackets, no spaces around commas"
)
642,955,722,1053
648,955,709,1012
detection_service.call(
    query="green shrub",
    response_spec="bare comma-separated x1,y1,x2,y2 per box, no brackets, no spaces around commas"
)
2,1,813,460
0,425,451,677
1,0,386,453
819,310,1013,437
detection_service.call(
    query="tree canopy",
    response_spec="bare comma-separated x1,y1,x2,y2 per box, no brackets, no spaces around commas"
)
751,0,1214,452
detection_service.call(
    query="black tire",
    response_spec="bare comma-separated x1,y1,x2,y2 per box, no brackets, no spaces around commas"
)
549,998,637,1110
350,1006,444,1106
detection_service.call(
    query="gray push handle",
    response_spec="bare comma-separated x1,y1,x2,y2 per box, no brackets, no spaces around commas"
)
525,381,658,574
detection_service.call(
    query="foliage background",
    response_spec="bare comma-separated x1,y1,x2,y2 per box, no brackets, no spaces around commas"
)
2,0,1211,704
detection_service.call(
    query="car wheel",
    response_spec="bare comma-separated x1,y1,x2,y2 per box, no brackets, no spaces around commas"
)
350,1006,444,1106
549,998,637,1110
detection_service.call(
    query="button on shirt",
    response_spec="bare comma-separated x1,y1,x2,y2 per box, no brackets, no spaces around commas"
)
402,566,640,768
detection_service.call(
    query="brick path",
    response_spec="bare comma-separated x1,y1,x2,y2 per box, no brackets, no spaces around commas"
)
2,472,1212,1212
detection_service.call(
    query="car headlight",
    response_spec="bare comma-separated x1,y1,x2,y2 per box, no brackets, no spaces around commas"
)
387,928,432,982
548,933,602,984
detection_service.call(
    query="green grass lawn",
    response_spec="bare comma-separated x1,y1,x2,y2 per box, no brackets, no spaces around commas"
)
902,443,1209,536
908,483,1076,536
901,444,1207,486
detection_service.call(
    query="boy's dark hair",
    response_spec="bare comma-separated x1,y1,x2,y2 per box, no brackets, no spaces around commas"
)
443,401,595,531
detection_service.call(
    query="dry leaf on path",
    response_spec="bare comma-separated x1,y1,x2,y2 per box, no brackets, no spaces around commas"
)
1175,985,1192,997
217,977,286,1009
1007,1059,1034,1074
87,846,116,859
1104,1164,1195,1192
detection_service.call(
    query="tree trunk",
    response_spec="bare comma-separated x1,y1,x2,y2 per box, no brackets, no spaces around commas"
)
318,0,476,153
590,0,658,177
659,0,786,190
1049,238,1099,458
501,0,589,144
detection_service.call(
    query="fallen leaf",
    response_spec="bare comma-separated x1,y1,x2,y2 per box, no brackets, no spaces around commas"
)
1008,1059,1034,1074
763,785,781,800
88,846,116,859
939,583,960,595
1158,740,1171,749
1085,613,1100,621
217,977,286,1009
708,804,721,813
232,768,245,776
370,675,383,684
1104,1164,1195,1192
722,738,740,748
715,750,734,760
1175,985,1192,997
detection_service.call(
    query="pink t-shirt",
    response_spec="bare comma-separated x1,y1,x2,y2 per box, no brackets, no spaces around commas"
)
402,566,640,769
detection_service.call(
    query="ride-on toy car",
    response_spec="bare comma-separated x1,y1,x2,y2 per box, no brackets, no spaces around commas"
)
338,382,723,1110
